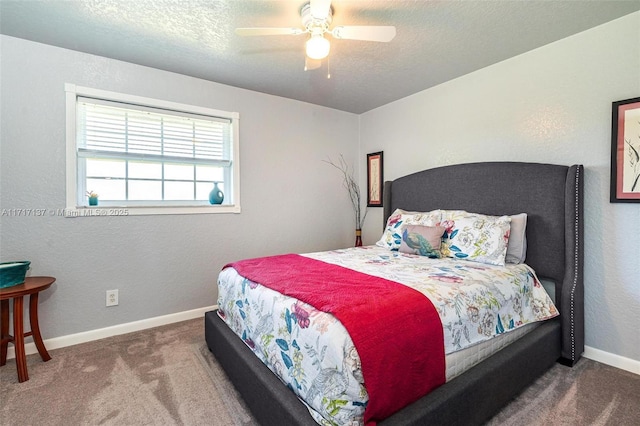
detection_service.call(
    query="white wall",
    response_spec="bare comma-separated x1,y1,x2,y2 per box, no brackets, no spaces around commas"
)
0,35,359,339
359,13,640,364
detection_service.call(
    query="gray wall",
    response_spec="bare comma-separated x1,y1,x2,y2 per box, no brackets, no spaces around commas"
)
0,35,359,338
2,12,639,365
359,12,640,363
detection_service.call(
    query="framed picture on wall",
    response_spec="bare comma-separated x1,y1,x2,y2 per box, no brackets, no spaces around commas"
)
610,97,640,203
367,151,383,207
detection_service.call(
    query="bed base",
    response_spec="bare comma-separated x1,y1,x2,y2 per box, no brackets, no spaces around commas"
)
205,310,561,425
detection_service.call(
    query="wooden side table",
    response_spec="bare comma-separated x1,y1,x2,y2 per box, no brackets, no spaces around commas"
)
0,276,55,382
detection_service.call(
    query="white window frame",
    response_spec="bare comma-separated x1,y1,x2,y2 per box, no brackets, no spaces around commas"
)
65,84,240,216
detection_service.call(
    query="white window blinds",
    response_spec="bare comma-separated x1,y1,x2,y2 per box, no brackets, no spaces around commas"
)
76,97,232,167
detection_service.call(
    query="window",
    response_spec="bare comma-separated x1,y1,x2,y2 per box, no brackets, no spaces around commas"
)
65,84,240,215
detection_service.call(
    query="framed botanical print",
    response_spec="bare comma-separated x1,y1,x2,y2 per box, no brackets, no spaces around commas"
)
367,151,383,207
610,97,640,202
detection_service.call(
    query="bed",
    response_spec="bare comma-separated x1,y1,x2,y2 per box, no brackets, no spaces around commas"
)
205,161,584,425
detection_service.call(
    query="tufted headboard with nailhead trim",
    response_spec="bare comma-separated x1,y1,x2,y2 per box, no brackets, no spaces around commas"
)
383,162,584,363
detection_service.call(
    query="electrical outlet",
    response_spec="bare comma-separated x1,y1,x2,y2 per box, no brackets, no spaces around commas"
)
106,289,118,307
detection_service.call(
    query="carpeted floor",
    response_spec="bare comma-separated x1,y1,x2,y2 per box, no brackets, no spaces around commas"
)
1,319,255,426
487,358,640,425
2,319,639,425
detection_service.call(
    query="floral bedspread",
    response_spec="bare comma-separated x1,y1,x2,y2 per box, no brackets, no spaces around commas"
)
217,246,557,425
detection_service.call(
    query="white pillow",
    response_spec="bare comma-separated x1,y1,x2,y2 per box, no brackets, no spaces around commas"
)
506,213,527,264
376,208,443,250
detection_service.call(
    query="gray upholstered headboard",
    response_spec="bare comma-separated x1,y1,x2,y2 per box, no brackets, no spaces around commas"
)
383,162,584,363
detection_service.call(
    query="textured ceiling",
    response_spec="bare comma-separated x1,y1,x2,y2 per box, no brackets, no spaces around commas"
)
2,0,639,114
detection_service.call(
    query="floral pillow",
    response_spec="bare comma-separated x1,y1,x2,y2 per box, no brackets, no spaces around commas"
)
398,225,446,258
440,210,511,266
376,208,443,250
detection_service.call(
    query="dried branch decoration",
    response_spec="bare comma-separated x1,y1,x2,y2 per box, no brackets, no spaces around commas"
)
324,155,368,229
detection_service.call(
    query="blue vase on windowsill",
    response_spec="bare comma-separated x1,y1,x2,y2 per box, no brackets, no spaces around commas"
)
209,182,224,205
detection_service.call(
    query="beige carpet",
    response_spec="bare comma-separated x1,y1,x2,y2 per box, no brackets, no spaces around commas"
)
2,318,639,425
1,319,256,426
488,358,640,426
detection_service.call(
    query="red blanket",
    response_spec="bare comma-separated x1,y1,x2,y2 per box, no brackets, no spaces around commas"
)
225,253,445,424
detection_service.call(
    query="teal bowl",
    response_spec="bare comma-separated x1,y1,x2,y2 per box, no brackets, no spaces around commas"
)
0,261,31,289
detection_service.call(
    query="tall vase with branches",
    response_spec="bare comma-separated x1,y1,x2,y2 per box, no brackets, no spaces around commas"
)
325,155,368,246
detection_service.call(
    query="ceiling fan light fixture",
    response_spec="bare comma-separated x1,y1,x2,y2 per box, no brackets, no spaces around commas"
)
306,34,330,60
236,1,397,71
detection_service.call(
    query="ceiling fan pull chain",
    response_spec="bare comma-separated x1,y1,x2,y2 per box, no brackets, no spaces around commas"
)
327,57,331,79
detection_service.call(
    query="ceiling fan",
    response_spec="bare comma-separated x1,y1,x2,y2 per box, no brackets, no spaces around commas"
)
235,0,396,71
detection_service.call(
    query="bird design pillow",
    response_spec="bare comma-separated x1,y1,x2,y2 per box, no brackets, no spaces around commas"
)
398,225,446,258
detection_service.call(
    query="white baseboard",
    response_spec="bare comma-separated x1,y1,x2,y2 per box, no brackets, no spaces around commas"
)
8,312,638,377
6,305,217,360
584,345,640,375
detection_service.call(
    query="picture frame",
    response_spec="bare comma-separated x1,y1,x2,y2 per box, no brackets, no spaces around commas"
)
610,97,640,203
367,151,383,207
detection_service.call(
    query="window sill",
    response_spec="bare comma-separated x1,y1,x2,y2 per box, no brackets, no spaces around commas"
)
63,204,241,217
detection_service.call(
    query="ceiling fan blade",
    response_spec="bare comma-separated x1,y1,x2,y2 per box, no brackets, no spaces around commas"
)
235,27,304,36
309,0,332,20
304,57,322,71
331,26,396,42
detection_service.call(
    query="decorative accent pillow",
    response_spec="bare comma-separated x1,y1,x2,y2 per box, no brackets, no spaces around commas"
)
398,225,446,258
506,213,528,264
376,209,443,250
440,210,511,266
